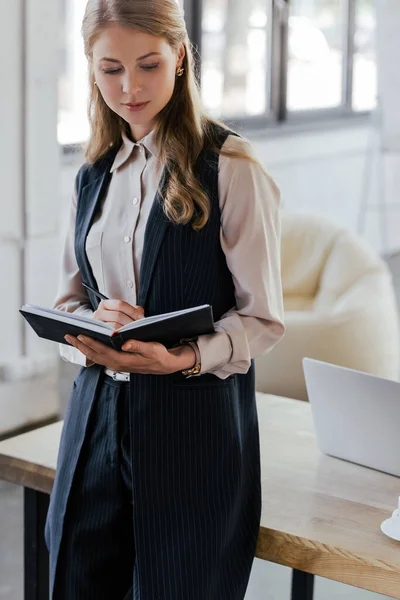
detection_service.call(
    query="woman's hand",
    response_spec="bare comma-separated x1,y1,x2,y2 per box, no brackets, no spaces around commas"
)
64,335,197,375
93,299,144,329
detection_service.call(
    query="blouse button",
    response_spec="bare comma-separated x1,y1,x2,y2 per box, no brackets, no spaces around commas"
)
127,280,133,289
124,236,131,243
132,197,139,206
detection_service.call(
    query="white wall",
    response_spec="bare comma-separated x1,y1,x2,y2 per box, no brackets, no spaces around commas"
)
372,0,400,256
376,0,400,152
253,122,400,254
0,0,60,433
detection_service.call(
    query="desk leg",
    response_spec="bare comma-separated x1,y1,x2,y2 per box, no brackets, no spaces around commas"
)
24,489,50,600
291,569,314,600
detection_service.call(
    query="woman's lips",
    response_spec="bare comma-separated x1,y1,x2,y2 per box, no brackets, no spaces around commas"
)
124,102,150,112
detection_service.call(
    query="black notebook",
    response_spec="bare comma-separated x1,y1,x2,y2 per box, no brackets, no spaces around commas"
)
20,304,215,350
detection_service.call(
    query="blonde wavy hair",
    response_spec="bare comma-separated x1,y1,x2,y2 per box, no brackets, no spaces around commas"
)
82,0,265,230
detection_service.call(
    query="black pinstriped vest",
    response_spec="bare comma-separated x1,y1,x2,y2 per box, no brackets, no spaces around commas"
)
75,127,237,327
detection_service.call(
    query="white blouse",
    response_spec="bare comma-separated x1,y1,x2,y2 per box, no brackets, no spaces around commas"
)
54,130,285,379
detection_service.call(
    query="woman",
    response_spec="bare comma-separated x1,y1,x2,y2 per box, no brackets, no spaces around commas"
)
46,0,285,598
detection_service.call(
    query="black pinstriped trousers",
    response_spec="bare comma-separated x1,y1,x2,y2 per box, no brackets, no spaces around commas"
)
54,376,138,599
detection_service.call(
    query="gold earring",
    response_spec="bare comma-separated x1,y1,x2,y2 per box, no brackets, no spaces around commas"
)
176,67,184,77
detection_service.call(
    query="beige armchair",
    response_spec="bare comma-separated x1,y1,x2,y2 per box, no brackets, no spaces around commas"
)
255,212,400,401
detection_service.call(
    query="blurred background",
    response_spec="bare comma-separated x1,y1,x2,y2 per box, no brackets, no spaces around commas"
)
1,0,400,598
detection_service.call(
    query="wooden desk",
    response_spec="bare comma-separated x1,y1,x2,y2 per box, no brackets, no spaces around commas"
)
0,421,62,600
256,395,400,599
1,394,400,600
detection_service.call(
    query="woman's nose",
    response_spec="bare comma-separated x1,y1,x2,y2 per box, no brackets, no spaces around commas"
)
122,71,142,95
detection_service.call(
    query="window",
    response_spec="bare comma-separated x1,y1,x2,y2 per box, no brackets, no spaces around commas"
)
58,0,377,145
353,0,377,111
194,0,378,122
58,0,89,146
287,0,343,111
201,0,270,118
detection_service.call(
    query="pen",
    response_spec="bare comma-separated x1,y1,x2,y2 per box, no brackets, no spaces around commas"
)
82,282,109,301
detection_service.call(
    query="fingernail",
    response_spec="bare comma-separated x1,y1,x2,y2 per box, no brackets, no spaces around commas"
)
124,344,132,351
78,335,85,342
65,335,71,343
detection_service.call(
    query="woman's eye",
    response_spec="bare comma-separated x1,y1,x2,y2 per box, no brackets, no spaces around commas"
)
101,63,159,75
103,68,123,75
141,63,159,71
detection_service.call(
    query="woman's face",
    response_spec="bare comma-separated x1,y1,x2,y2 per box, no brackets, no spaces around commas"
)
92,25,185,141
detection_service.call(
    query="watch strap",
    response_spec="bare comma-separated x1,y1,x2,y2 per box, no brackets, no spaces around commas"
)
180,340,201,376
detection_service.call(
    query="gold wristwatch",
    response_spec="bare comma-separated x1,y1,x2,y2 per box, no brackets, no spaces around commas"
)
181,340,201,376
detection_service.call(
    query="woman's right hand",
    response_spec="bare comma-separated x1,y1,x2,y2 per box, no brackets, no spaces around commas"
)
93,300,145,330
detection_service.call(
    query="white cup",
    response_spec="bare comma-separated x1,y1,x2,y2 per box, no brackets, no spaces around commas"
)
381,496,400,541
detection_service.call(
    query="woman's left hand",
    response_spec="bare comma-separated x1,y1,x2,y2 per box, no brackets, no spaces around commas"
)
64,334,196,375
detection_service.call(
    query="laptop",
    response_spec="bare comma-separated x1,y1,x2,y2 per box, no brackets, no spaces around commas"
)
302,357,400,477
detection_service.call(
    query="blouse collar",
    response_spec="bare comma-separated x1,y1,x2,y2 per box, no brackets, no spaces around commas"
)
110,128,158,173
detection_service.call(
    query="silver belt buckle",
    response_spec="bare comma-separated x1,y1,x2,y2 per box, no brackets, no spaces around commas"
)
105,368,130,382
